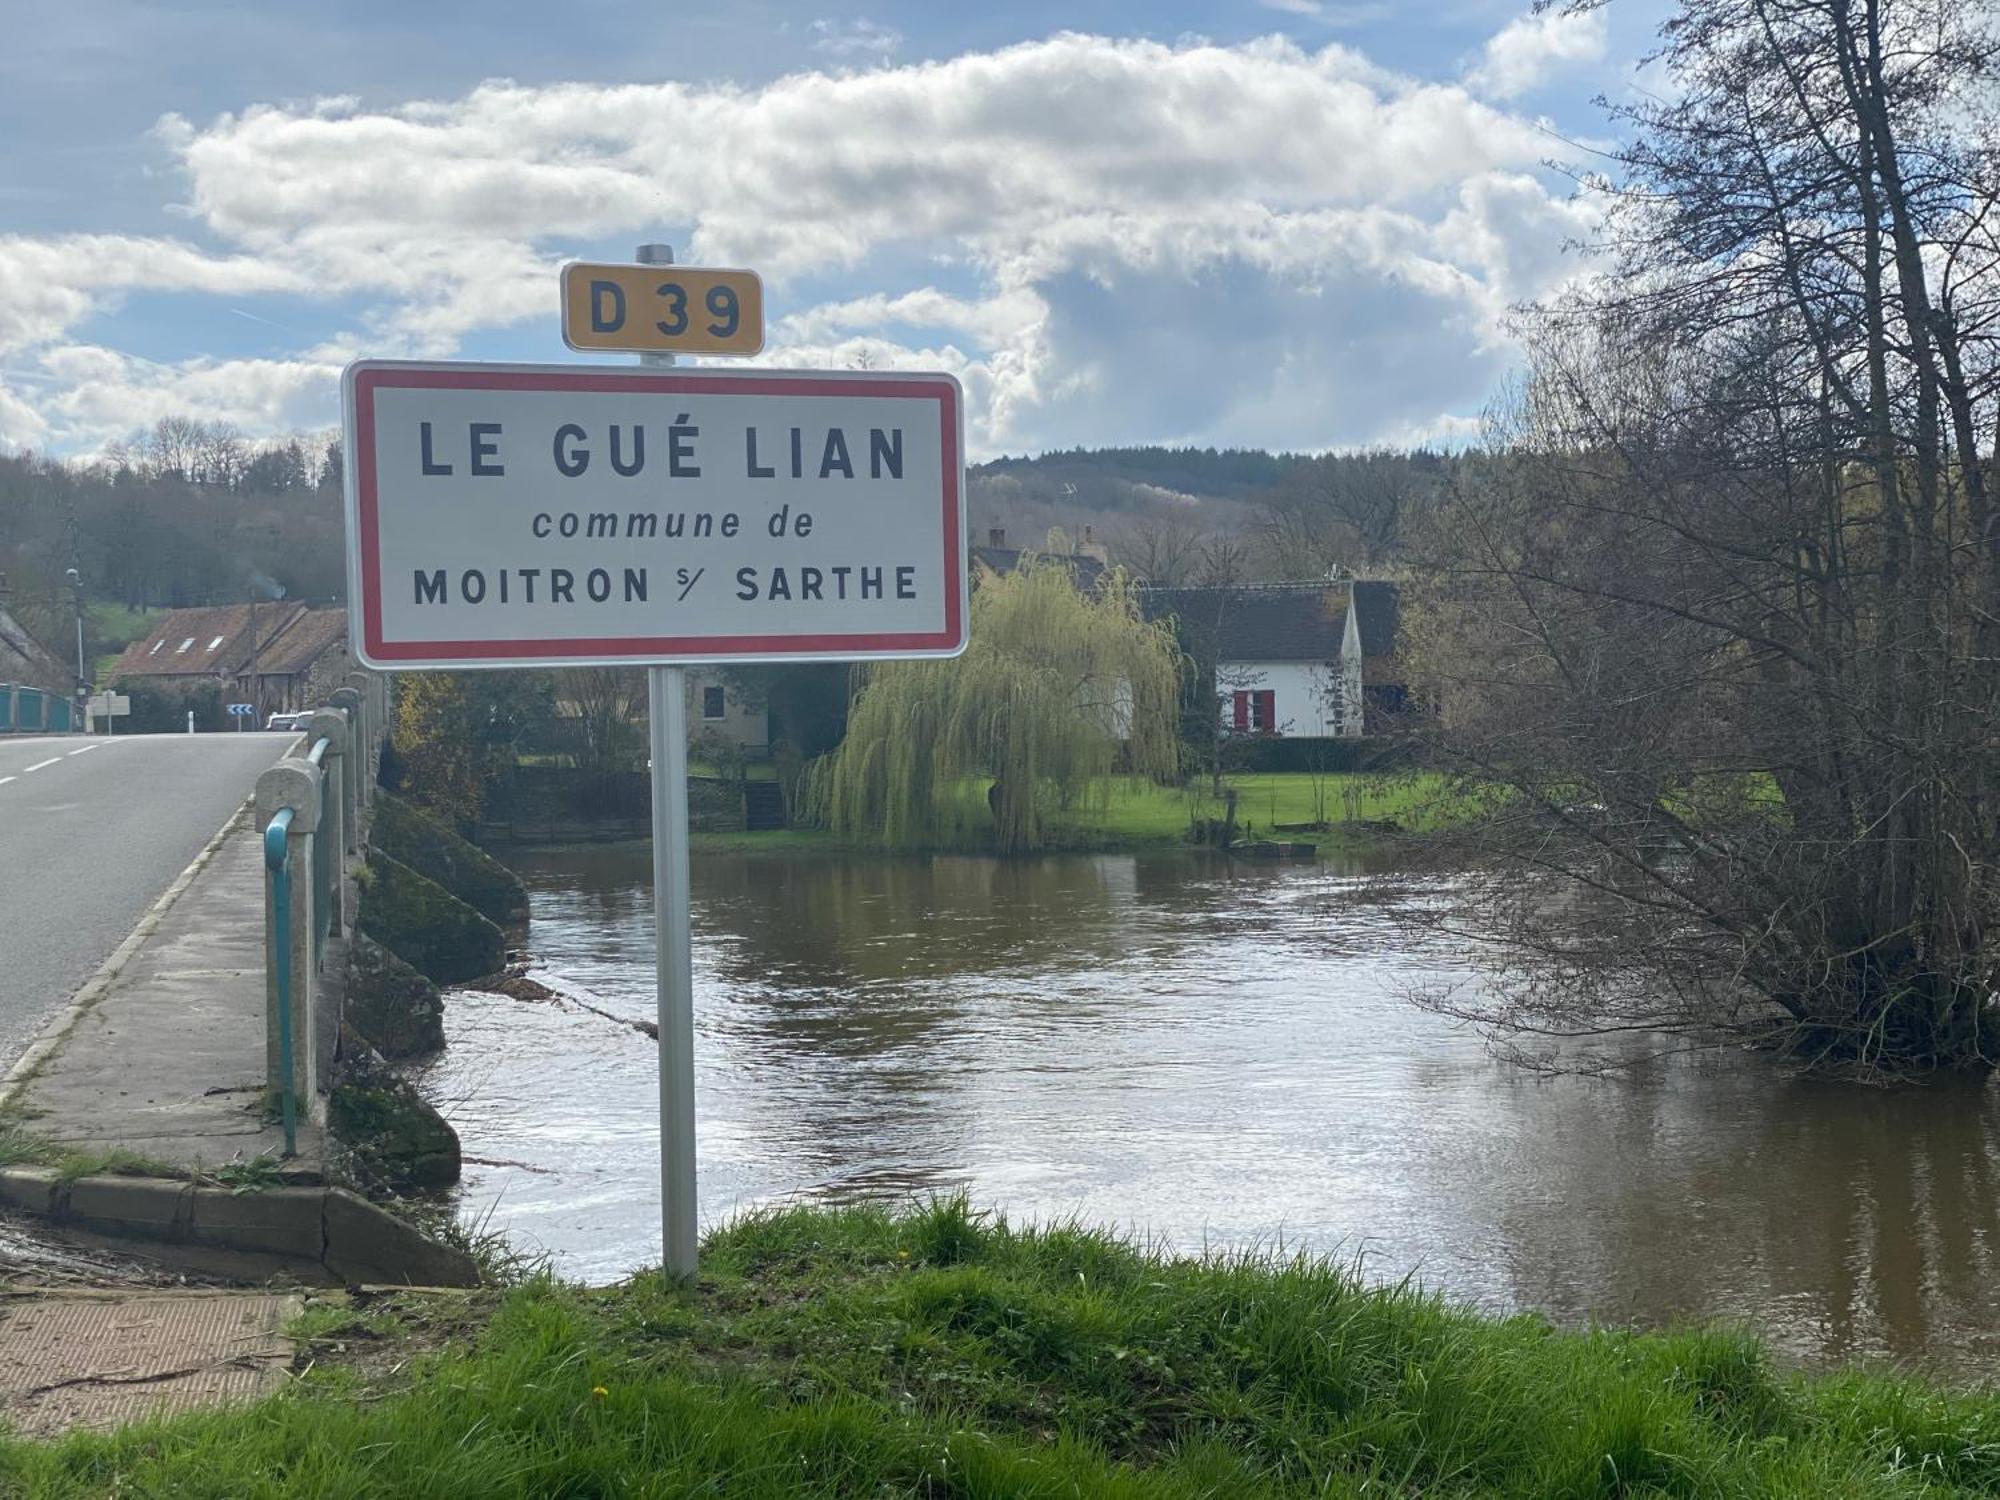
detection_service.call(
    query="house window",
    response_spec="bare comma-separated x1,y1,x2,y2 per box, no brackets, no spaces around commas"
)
175,637,195,654
1230,689,1277,735
147,639,164,655
701,685,727,720
206,635,225,650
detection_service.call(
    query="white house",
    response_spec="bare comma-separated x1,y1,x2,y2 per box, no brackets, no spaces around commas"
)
1139,581,1403,738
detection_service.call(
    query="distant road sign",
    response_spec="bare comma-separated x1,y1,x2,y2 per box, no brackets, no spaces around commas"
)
342,360,966,671
561,262,764,357
87,693,129,717
226,703,256,717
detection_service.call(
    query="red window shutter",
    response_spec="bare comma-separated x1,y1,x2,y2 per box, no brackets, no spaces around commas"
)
1256,690,1275,733
1232,691,1249,731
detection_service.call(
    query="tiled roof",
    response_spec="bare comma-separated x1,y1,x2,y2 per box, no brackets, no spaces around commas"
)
971,546,1108,588
1139,584,1348,663
256,608,347,676
111,603,304,679
1140,581,1404,672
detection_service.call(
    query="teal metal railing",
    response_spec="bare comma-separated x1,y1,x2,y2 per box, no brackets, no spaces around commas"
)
262,734,335,1158
263,806,298,1158
0,686,76,733
307,735,333,960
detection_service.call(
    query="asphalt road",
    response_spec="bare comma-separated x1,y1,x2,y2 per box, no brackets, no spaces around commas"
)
0,732,297,1073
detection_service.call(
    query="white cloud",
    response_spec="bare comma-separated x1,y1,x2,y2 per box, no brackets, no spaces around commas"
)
810,18,903,59
0,380,50,448
32,346,340,455
0,234,305,355
1469,8,1608,99
4,31,1599,457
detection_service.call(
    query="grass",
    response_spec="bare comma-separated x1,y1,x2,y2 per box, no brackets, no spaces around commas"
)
84,602,164,650
690,772,1459,857
1050,771,1457,849
0,1124,181,1185
4,1199,1998,1495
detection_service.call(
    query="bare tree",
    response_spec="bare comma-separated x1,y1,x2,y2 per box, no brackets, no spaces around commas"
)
1105,511,1210,584
144,416,205,484
1253,451,1442,576
558,667,648,782
1194,531,1255,586
1407,0,2000,1075
194,421,246,489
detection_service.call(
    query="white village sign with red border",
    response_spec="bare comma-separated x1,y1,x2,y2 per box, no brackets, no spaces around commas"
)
343,361,967,670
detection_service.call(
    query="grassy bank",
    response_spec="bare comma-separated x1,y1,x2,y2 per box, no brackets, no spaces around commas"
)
6,1200,1996,1495
1053,771,1453,849
683,772,1453,857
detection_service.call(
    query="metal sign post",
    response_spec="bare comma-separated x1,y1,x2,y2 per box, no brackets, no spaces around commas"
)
637,242,700,1280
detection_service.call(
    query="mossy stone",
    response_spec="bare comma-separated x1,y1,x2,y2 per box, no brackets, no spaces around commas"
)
331,1079,461,1192
358,850,505,985
374,791,528,928
346,933,446,1058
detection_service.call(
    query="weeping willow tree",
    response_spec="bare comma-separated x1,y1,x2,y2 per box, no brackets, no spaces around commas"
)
806,556,1181,852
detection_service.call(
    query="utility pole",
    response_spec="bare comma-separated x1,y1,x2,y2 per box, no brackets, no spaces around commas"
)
65,567,85,732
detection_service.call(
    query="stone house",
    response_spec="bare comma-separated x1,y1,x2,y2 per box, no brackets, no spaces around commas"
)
109,602,352,722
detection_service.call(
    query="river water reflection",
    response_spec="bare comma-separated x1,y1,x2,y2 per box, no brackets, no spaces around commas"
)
416,845,2000,1376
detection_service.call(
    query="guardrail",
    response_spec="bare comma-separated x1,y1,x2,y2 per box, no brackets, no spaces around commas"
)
257,671,389,1155
0,684,74,734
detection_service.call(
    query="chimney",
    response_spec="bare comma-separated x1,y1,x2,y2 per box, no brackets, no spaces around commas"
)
988,527,1007,549
1076,525,1109,566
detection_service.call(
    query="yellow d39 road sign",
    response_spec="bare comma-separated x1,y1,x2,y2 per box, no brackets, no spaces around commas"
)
561,262,764,357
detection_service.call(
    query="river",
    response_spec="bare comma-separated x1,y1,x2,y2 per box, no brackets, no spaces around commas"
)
413,844,2000,1377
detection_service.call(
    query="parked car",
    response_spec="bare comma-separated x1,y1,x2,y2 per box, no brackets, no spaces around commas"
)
265,710,313,732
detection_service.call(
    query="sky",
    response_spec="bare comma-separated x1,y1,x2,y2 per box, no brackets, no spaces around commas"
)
0,0,1666,462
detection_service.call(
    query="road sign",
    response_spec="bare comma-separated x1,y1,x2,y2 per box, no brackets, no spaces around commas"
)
226,703,256,717
341,360,967,671
561,262,764,357
87,693,129,717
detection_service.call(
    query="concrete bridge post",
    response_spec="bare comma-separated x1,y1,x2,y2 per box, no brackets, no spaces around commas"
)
256,758,321,1121
310,710,353,936
324,694,362,848
344,672,380,806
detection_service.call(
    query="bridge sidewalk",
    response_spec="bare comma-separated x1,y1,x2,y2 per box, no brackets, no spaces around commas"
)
7,813,324,1174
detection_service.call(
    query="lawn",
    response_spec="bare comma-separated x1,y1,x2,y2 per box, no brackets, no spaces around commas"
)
84,602,166,685
1058,770,1457,848
697,772,1458,856
5,1200,1995,1496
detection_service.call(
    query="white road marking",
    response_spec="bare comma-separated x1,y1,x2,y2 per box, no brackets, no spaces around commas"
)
23,759,60,773
66,745,98,756
0,777,14,786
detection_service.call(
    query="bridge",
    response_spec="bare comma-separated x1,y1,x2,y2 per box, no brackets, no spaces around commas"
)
0,676,471,1282
0,729,290,1069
